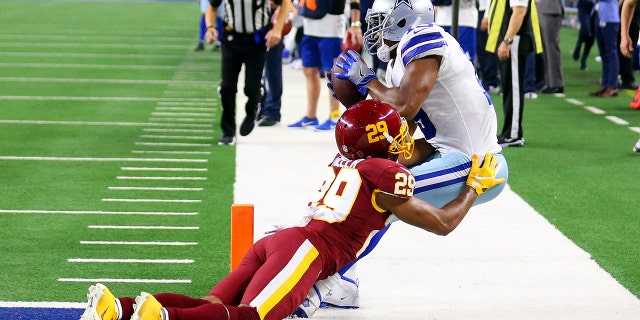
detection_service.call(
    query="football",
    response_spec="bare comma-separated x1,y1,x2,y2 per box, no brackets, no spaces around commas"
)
330,54,367,108
271,7,293,36
341,35,362,52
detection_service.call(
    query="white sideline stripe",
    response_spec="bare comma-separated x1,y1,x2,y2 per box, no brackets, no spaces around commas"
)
120,167,207,172
605,116,630,125
0,156,207,163
116,176,207,180
0,77,210,85
80,241,198,246
132,150,212,155
630,126,640,134
0,62,178,70
58,278,192,284
134,142,212,147
88,225,200,230
148,118,215,123
566,98,584,105
0,210,197,215
0,119,212,128
102,198,202,203
151,112,215,117
68,258,194,264
143,128,214,133
0,33,192,42
585,106,606,114
0,42,190,50
0,301,86,308
109,186,203,191
155,107,216,111
0,96,214,102
139,135,213,140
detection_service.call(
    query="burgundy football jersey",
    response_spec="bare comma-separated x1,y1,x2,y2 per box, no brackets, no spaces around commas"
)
300,154,416,277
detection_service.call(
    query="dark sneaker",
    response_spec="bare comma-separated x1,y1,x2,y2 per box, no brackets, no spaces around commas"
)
498,136,525,147
634,138,640,152
257,117,278,127
239,116,255,136
194,42,204,51
218,136,236,145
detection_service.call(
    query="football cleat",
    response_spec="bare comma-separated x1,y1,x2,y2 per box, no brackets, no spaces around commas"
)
80,283,120,320
292,284,322,318
131,292,165,320
321,276,360,309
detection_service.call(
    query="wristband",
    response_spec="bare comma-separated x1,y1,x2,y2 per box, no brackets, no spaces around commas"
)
206,25,215,30
351,21,362,28
350,2,360,10
502,38,513,45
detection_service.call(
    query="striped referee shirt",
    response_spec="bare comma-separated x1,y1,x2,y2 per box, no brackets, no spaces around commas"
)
210,0,282,35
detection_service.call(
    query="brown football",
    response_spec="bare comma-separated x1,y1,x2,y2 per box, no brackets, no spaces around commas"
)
330,54,367,108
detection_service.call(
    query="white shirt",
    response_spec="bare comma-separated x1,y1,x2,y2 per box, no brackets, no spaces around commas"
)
386,23,502,157
435,0,479,28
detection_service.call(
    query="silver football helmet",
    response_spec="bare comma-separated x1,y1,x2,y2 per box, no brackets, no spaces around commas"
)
364,0,435,61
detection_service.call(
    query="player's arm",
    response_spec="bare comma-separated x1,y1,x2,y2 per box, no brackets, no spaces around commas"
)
377,153,505,235
366,56,440,119
621,0,638,57
398,137,435,167
265,0,293,48
204,2,220,44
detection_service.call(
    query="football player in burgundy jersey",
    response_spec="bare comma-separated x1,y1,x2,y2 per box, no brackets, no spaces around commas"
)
79,100,504,320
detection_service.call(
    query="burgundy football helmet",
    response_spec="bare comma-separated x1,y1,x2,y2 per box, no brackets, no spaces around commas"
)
335,99,414,161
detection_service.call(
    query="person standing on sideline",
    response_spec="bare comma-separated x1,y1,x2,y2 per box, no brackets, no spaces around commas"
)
205,0,293,145
485,0,543,147
589,0,620,97
538,0,565,94
477,0,501,92
619,0,640,151
434,0,479,61
287,0,362,131
573,0,596,70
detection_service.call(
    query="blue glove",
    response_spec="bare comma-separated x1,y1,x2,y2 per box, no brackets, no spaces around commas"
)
335,50,377,96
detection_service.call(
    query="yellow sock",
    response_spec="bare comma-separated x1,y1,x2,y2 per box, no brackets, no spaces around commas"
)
329,110,341,120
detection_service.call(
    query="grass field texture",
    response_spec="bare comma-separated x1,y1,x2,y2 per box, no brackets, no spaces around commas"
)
0,0,638,310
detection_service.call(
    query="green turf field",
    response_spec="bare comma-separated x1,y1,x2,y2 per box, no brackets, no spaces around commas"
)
0,0,638,306
0,0,234,301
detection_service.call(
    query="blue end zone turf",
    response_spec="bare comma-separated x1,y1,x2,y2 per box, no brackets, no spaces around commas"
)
0,307,83,319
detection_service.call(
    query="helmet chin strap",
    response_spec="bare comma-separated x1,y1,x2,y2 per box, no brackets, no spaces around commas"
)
377,42,398,62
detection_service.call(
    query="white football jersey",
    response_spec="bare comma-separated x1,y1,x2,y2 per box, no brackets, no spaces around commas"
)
385,23,502,157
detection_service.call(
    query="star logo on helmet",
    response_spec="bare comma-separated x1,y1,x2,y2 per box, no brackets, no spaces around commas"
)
395,0,413,9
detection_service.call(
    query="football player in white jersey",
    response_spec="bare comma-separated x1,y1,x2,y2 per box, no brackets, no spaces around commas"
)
296,0,510,316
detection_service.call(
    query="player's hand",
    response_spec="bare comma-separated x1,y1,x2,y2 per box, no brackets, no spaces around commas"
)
335,50,377,96
326,72,339,100
466,153,505,195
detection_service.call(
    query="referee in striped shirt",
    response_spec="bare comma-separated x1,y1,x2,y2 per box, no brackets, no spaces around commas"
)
205,0,293,145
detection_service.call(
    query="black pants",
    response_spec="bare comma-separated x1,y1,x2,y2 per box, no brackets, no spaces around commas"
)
219,31,267,137
499,35,533,140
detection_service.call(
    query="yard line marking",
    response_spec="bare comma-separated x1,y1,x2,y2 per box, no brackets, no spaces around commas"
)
0,210,197,215
142,128,214,133
0,156,207,163
566,98,584,105
0,77,210,85
68,258,194,264
0,96,215,102
0,119,212,128
108,187,203,191
157,102,215,106
117,176,207,180
630,127,640,134
134,142,212,147
102,198,202,203
132,150,212,155
58,278,192,284
0,52,203,59
80,241,198,246
88,225,200,230
155,107,216,111
0,62,179,70
148,117,214,122
139,135,213,140
584,106,606,114
605,116,630,125
120,167,207,172
151,112,215,117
